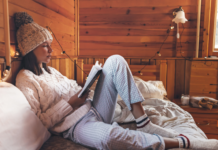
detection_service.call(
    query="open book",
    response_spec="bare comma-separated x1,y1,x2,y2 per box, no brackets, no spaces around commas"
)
78,61,102,98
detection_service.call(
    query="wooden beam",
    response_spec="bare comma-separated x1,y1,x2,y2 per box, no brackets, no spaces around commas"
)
175,59,186,98
208,0,218,56
184,60,192,94
76,59,84,86
195,0,202,58
33,0,74,20
3,0,11,67
166,60,175,100
75,0,79,56
160,60,167,89
202,0,211,57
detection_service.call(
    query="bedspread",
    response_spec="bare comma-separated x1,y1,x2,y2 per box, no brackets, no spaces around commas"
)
113,98,207,150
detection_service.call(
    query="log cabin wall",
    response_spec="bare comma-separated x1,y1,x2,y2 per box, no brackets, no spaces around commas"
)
79,0,216,100
79,0,204,58
1,0,218,100
0,0,76,80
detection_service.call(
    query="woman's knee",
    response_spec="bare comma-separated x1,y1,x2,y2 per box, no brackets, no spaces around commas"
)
105,55,127,66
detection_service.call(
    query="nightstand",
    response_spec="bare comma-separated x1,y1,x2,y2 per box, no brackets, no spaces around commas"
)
172,99,218,139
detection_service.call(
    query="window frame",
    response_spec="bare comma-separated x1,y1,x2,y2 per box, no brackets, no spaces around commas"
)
208,0,218,56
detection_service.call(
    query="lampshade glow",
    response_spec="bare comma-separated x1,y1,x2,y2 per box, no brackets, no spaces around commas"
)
172,11,188,24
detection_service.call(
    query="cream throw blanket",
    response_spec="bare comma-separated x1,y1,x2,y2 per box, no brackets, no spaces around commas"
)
90,76,208,150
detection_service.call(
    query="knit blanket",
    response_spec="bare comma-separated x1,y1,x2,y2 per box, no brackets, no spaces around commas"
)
90,77,208,149
113,98,208,150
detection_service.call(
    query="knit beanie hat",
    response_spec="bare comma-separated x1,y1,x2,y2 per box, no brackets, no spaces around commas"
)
14,12,53,56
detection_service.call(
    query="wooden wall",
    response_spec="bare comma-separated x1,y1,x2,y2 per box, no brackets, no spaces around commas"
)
79,0,205,58
0,0,76,80
0,0,76,58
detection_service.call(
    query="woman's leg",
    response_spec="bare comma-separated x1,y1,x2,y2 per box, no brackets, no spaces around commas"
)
92,55,179,138
72,108,167,150
92,55,145,123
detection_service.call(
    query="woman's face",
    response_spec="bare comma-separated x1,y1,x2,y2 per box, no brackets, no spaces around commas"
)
33,40,53,67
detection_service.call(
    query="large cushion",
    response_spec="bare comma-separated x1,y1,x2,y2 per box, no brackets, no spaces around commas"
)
0,82,50,150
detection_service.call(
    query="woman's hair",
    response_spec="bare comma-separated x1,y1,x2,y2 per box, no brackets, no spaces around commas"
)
21,51,51,75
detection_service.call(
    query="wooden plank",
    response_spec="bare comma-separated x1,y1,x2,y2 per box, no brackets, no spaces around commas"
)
191,61,218,68
8,0,74,26
206,134,218,139
0,28,15,43
175,59,185,98
0,42,5,57
80,42,176,50
68,58,75,80
0,13,3,28
8,2,74,35
80,0,200,8
80,36,197,43
160,60,167,89
76,59,84,86
141,59,150,65
80,21,204,29
185,60,192,95
54,59,60,71
125,58,130,65
191,68,218,77
130,59,141,65
80,28,200,36
80,20,204,30
190,84,218,92
47,59,52,66
0,0,3,14
129,65,159,73
75,0,79,56
80,6,203,15
80,14,201,22
167,59,175,100
79,49,176,58
33,0,74,20
88,58,94,64
202,0,211,57
190,76,217,84
59,58,66,76
189,92,217,99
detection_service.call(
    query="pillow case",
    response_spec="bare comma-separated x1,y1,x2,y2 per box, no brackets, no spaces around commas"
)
0,82,50,150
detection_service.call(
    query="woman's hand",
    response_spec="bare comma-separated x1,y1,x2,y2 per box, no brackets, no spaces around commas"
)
68,89,89,110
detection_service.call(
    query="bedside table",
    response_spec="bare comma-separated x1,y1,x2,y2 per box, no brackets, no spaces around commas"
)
172,99,218,139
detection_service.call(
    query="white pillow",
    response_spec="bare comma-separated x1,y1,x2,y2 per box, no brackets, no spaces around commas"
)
0,82,50,150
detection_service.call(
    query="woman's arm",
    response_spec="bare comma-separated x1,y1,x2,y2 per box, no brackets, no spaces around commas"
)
16,78,73,129
68,89,89,110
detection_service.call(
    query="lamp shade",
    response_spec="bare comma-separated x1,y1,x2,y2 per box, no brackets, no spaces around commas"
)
172,11,188,24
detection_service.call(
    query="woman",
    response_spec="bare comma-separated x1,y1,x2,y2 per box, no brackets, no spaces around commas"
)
15,12,217,150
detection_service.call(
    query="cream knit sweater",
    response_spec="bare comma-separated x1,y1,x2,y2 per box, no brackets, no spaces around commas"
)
16,66,91,133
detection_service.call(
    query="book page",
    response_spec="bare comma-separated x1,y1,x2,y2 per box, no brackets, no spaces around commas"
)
78,61,102,98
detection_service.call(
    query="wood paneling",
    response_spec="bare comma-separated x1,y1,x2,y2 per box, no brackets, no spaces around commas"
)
0,0,75,59
189,61,218,99
175,59,186,98
167,59,175,100
80,0,205,58
202,0,211,57
80,0,203,8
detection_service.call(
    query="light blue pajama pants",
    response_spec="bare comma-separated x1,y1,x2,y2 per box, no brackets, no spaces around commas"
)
63,55,165,150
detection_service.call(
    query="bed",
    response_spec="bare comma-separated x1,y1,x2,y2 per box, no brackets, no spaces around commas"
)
0,58,208,150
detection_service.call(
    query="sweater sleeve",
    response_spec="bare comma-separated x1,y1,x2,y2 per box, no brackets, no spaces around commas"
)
16,75,73,129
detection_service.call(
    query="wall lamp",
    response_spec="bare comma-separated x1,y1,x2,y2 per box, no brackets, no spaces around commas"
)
172,6,188,39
